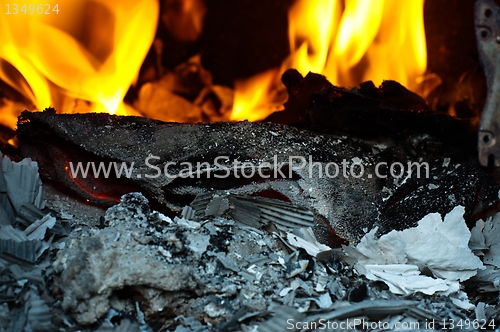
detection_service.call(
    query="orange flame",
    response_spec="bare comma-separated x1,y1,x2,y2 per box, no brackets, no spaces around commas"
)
231,0,427,121
0,0,426,127
231,68,285,122
0,0,158,128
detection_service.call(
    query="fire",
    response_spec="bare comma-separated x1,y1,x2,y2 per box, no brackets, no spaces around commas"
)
0,0,426,127
231,0,427,121
0,0,158,128
231,68,286,122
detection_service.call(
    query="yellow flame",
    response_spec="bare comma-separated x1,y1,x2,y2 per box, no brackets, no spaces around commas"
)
0,0,158,128
230,68,285,121
232,0,427,121
288,0,340,76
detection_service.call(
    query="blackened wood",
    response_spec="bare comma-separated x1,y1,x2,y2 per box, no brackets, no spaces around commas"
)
268,70,477,151
16,109,500,243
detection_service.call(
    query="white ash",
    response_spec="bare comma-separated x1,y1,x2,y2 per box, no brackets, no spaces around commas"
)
47,192,499,331
53,193,197,325
52,192,349,328
3,152,497,330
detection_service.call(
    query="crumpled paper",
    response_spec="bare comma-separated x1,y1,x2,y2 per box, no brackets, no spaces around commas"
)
343,206,483,296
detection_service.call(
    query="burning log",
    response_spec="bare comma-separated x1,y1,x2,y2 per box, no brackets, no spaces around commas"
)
17,76,500,244
269,69,476,150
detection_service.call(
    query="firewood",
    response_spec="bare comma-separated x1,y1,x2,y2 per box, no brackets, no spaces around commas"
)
17,108,500,244
269,69,476,151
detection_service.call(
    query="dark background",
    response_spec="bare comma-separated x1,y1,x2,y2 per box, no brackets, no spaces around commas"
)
424,0,479,88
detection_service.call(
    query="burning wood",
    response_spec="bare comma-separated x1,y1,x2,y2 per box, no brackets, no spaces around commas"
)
5,74,500,328
270,69,475,147
0,0,429,128
16,75,500,244
1,1,499,330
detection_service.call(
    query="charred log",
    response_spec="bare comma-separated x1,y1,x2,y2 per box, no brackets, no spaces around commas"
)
268,69,477,151
16,107,500,244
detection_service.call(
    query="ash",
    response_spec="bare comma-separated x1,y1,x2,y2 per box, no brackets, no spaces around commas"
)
1,151,500,331
1,188,497,331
